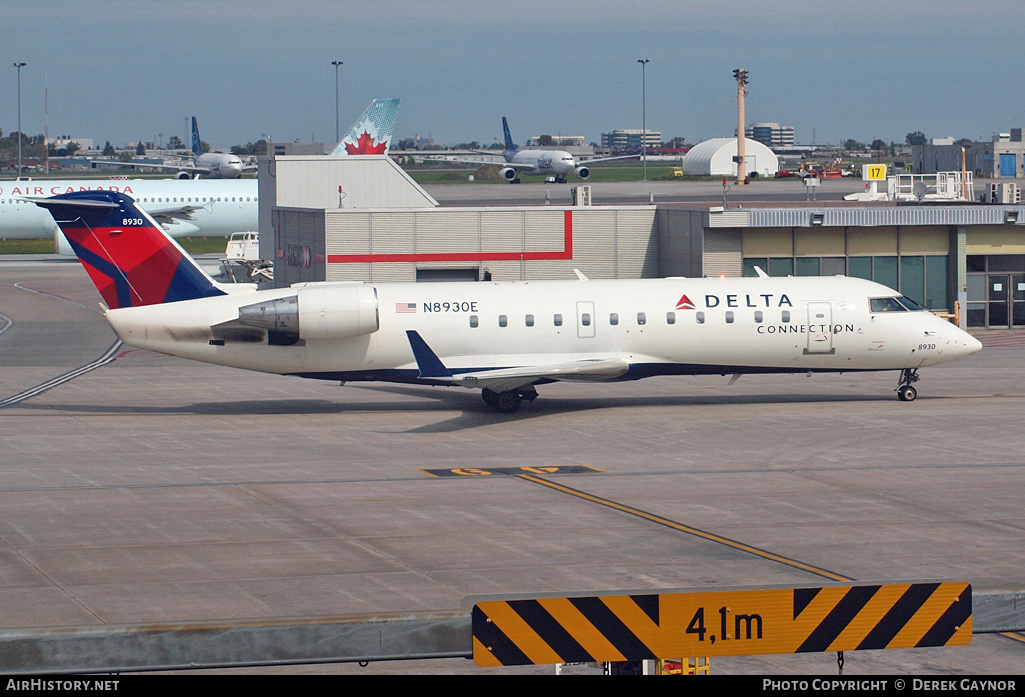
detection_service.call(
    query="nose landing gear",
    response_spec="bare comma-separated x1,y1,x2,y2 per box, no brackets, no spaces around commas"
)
895,368,920,401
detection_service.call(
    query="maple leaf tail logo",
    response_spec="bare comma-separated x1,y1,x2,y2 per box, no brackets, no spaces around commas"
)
676,294,696,310
345,130,388,155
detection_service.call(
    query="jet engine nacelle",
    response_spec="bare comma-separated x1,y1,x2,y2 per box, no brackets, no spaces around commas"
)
175,171,192,180
574,166,590,180
499,167,518,181
237,284,379,340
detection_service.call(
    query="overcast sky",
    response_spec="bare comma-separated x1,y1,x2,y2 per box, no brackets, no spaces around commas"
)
3,1,1022,149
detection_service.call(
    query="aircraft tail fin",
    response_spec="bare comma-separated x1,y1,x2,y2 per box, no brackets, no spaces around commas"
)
191,116,203,158
31,191,226,310
502,116,517,153
330,98,400,156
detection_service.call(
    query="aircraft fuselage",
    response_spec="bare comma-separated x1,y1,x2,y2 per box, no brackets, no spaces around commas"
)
104,275,980,387
0,179,257,240
506,149,576,177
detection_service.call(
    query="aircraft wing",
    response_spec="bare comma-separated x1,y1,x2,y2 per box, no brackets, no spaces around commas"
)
144,203,204,224
578,154,640,165
90,159,210,178
419,155,510,167
445,359,631,393
405,330,629,392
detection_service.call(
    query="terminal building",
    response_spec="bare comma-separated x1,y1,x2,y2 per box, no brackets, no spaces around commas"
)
259,155,1025,331
912,130,1025,179
601,129,661,152
739,123,795,148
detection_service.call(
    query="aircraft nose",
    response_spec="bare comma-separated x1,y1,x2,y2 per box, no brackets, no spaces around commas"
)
962,334,983,357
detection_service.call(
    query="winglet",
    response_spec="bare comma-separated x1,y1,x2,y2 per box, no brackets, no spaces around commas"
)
405,330,453,378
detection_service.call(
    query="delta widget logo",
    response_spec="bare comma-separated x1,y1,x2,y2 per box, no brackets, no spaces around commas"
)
675,294,696,310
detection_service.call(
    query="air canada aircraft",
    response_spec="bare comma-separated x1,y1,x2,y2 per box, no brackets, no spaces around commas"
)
34,190,982,412
90,99,399,178
3,98,399,252
436,117,636,183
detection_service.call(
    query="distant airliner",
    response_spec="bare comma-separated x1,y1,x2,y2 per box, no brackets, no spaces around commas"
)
0,179,257,253
92,117,252,179
1,98,400,251
436,117,636,183
33,190,982,412
90,98,400,178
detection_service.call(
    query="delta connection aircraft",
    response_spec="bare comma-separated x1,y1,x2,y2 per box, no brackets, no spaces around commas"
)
34,190,981,413
0,99,399,253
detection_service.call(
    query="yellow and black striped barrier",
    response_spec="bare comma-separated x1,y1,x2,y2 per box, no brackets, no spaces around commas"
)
472,582,971,666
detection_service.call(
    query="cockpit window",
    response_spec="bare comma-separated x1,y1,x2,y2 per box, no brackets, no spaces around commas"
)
896,295,925,311
871,297,909,312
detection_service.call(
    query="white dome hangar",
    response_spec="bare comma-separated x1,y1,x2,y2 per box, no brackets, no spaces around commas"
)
682,137,779,178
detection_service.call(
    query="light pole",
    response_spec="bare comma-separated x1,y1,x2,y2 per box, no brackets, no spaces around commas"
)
332,60,343,143
733,67,749,184
637,59,649,181
14,62,26,178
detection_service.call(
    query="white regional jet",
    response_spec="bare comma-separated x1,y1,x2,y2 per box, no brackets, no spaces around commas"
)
439,117,636,184
33,190,982,412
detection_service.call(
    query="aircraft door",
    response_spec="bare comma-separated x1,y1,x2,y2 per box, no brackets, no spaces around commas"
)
576,301,596,339
805,301,835,354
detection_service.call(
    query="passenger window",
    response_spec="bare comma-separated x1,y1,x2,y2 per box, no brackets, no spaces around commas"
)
554,314,563,326
726,311,734,323
754,311,763,323
870,297,907,312
581,313,591,326
499,315,508,327
469,315,478,328
637,312,646,325
610,313,619,325
782,310,791,323
525,314,534,327
666,312,676,324
696,311,705,324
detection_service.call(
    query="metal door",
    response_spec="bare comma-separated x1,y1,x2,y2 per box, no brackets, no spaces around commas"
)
576,301,595,339
805,302,835,354
988,275,1009,327
986,274,1025,327
999,153,1016,178
1014,275,1025,326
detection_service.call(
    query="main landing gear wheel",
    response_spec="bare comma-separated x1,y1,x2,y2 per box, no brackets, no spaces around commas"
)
895,368,920,402
481,386,538,413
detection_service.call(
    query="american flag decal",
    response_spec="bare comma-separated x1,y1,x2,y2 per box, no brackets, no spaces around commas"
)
395,302,417,313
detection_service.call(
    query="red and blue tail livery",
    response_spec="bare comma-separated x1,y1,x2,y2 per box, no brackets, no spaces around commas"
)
32,190,225,309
